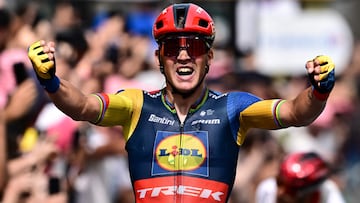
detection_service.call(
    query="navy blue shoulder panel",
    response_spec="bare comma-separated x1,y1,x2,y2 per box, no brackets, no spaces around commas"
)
226,91,262,142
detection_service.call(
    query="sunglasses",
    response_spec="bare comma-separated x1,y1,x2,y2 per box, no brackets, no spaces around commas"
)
160,36,209,59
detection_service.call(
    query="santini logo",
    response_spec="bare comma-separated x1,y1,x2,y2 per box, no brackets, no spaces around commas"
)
148,114,175,126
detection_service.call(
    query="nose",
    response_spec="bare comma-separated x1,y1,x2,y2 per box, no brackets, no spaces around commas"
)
177,48,192,61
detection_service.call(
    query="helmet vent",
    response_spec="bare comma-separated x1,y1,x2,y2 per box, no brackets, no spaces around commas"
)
156,21,164,29
174,5,188,29
198,19,208,28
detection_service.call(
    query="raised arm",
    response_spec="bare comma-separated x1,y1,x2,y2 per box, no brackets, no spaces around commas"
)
278,55,335,127
0,110,7,191
27,40,100,123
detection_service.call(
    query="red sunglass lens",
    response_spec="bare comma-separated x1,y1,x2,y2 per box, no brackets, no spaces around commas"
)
163,41,179,57
162,37,207,58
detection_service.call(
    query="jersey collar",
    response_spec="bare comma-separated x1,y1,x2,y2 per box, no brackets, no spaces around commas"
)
161,88,209,114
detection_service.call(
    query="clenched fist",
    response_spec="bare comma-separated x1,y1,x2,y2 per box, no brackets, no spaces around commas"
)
28,40,59,93
306,55,335,100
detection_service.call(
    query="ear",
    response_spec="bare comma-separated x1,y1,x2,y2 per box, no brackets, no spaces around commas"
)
155,50,160,64
207,48,214,66
155,49,164,74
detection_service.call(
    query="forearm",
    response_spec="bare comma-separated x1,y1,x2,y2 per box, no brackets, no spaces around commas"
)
0,112,7,190
87,140,126,160
28,40,100,124
2,172,35,203
2,177,28,203
2,185,22,203
4,79,38,123
7,154,36,177
282,54,336,127
234,149,264,189
47,79,100,123
282,87,326,127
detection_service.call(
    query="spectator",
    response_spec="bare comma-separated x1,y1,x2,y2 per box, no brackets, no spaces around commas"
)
0,110,6,195
255,151,346,203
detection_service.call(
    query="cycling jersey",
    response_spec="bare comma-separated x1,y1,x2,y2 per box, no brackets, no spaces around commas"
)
93,88,283,203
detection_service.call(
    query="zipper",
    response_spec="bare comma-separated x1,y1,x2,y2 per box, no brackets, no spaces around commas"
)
179,122,184,134
176,121,184,203
175,112,191,202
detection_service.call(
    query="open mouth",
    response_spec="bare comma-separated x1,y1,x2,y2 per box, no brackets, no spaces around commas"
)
176,67,194,76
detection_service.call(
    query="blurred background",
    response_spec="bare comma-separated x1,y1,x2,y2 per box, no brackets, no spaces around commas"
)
0,0,360,202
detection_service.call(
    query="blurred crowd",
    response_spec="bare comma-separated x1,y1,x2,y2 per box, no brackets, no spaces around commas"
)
0,1,360,203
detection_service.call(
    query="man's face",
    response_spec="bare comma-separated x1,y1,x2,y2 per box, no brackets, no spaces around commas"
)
157,35,213,95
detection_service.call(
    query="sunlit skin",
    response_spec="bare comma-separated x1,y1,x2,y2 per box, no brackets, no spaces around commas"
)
167,50,212,90
36,40,330,127
154,46,213,121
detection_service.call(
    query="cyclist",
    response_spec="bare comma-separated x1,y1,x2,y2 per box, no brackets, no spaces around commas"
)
28,3,335,203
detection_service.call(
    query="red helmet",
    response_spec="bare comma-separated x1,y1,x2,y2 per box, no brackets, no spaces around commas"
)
153,3,215,46
278,152,330,192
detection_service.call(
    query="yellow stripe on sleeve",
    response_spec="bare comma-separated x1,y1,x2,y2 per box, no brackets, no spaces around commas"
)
237,99,282,145
117,89,143,141
93,89,143,141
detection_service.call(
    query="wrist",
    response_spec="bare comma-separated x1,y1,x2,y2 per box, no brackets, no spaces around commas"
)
40,76,60,93
312,87,330,101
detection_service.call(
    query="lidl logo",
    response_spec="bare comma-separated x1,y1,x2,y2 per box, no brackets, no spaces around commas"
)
152,131,209,177
156,134,205,171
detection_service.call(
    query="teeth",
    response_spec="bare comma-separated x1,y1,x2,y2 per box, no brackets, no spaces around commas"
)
178,68,192,72
177,68,193,75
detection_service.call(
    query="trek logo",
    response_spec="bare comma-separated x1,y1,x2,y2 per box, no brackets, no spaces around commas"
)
137,185,223,201
152,131,209,177
148,114,175,126
134,176,229,203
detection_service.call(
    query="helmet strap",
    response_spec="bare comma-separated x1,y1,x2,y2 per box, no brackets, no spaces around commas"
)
156,48,165,74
